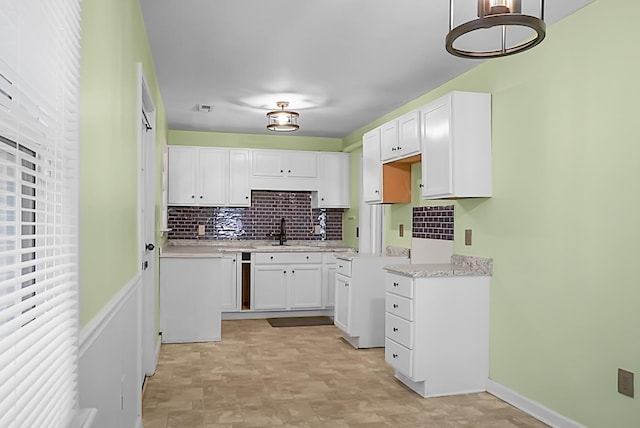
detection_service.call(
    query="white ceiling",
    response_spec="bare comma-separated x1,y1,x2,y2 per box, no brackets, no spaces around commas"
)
140,0,593,139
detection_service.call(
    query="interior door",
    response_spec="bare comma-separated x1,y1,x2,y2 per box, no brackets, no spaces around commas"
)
140,105,156,379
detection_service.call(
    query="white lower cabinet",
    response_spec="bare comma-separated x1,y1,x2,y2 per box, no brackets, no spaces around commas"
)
333,255,408,348
321,253,338,308
220,253,241,311
384,271,490,397
160,257,221,343
252,252,322,311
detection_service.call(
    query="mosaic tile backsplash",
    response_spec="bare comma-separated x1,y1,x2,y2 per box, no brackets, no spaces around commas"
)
168,190,343,241
412,205,454,240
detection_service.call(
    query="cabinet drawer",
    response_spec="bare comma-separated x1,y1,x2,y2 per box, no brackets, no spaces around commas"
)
335,260,352,277
254,252,322,264
385,313,414,349
385,338,412,378
385,292,413,321
386,273,413,298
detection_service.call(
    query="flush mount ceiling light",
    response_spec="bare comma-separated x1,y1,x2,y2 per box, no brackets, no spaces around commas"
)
266,101,299,132
446,0,546,59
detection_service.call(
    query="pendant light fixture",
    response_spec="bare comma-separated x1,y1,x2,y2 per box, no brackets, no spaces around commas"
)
266,101,299,132
446,0,546,59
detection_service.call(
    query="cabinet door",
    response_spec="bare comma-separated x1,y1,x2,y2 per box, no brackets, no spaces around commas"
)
380,120,399,162
362,129,382,203
228,149,251,206
289,265,322,309
324,264,336,308
160,258,221,342
220,254,239,311
286,151,317,178
199,148,227,205
315,152,350,208
252,150,284,177
334,274,351,334
398,110,421,158
167,147,197,204
253,264,287,310
421,98,453,198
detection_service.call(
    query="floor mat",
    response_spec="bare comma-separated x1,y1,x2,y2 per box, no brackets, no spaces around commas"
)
267,316,334,327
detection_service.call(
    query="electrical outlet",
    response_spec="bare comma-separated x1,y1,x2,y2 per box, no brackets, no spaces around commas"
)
198,225,205,235
465,229,472,246
618,368,634,398
313,225,321,235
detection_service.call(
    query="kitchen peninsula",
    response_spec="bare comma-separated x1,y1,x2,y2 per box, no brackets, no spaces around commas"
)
158,240,357,343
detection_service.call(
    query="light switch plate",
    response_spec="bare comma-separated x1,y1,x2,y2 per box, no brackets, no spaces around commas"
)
465,229,472,246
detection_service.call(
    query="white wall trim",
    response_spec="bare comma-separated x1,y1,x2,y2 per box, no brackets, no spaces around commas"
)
134,417,143,428
487,379,586,428
79,274,142,358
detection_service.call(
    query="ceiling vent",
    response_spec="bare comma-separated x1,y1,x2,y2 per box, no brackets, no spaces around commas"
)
197,104,213,113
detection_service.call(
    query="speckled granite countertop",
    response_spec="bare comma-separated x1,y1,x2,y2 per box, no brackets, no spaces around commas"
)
383,255,493,278
335,246,410,261
160,240,357,258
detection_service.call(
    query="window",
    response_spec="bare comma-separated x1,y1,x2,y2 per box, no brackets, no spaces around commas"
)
0,0,81,427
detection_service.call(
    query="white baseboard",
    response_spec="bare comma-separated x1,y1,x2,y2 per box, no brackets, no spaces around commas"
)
79,274,141,357
487,379,586,428
135,417,143,428
222,309,333,320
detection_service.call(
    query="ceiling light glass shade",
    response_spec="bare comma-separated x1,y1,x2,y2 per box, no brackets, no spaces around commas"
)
266,101,300,132
446,0,546,59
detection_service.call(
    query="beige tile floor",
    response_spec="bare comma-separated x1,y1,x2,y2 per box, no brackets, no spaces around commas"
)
142,319,548,428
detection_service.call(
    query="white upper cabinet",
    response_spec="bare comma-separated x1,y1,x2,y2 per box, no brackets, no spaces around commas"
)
228,149,251,206
381,110,421,163
168,146,250,207
362,128,382,203
420,91,491,199
397,110,421,159
311,152,350,209
250,149,318,190
168,146,226,206
380,121,399,162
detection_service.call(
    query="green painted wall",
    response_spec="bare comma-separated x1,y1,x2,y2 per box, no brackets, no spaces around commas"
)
168,129,342,152
80,0,167,326
344,1,640,426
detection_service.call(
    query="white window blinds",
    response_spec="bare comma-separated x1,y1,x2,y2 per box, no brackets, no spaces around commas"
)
0,0,81,427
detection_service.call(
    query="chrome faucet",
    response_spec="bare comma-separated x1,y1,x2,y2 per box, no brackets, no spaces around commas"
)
279,217,287,245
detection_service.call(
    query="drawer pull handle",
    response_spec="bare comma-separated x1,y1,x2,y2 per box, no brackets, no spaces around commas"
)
393,304,398,308
392,353,398,358
393,327,398,332
338,265,343,268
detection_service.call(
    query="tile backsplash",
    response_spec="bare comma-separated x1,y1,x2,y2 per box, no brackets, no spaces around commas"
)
168,190,343,241
412,205,454,240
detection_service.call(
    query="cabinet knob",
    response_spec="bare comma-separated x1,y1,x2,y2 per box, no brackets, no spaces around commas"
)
375,190,379,194
393,304,398,308
391,147,396,151
232,259,236,263
288,170,291,173
270,256,274,260
393,282,399,287
321,198,324,201
397,146,402,150
245,196,249,199
191,195,195,198
292,270,295,274
200,195,203,199
338,265,343,268
280,169,284,173
392,353,398,358
283,270,287,274
306,256,309,259
419,184,424,188
393,327,398,332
